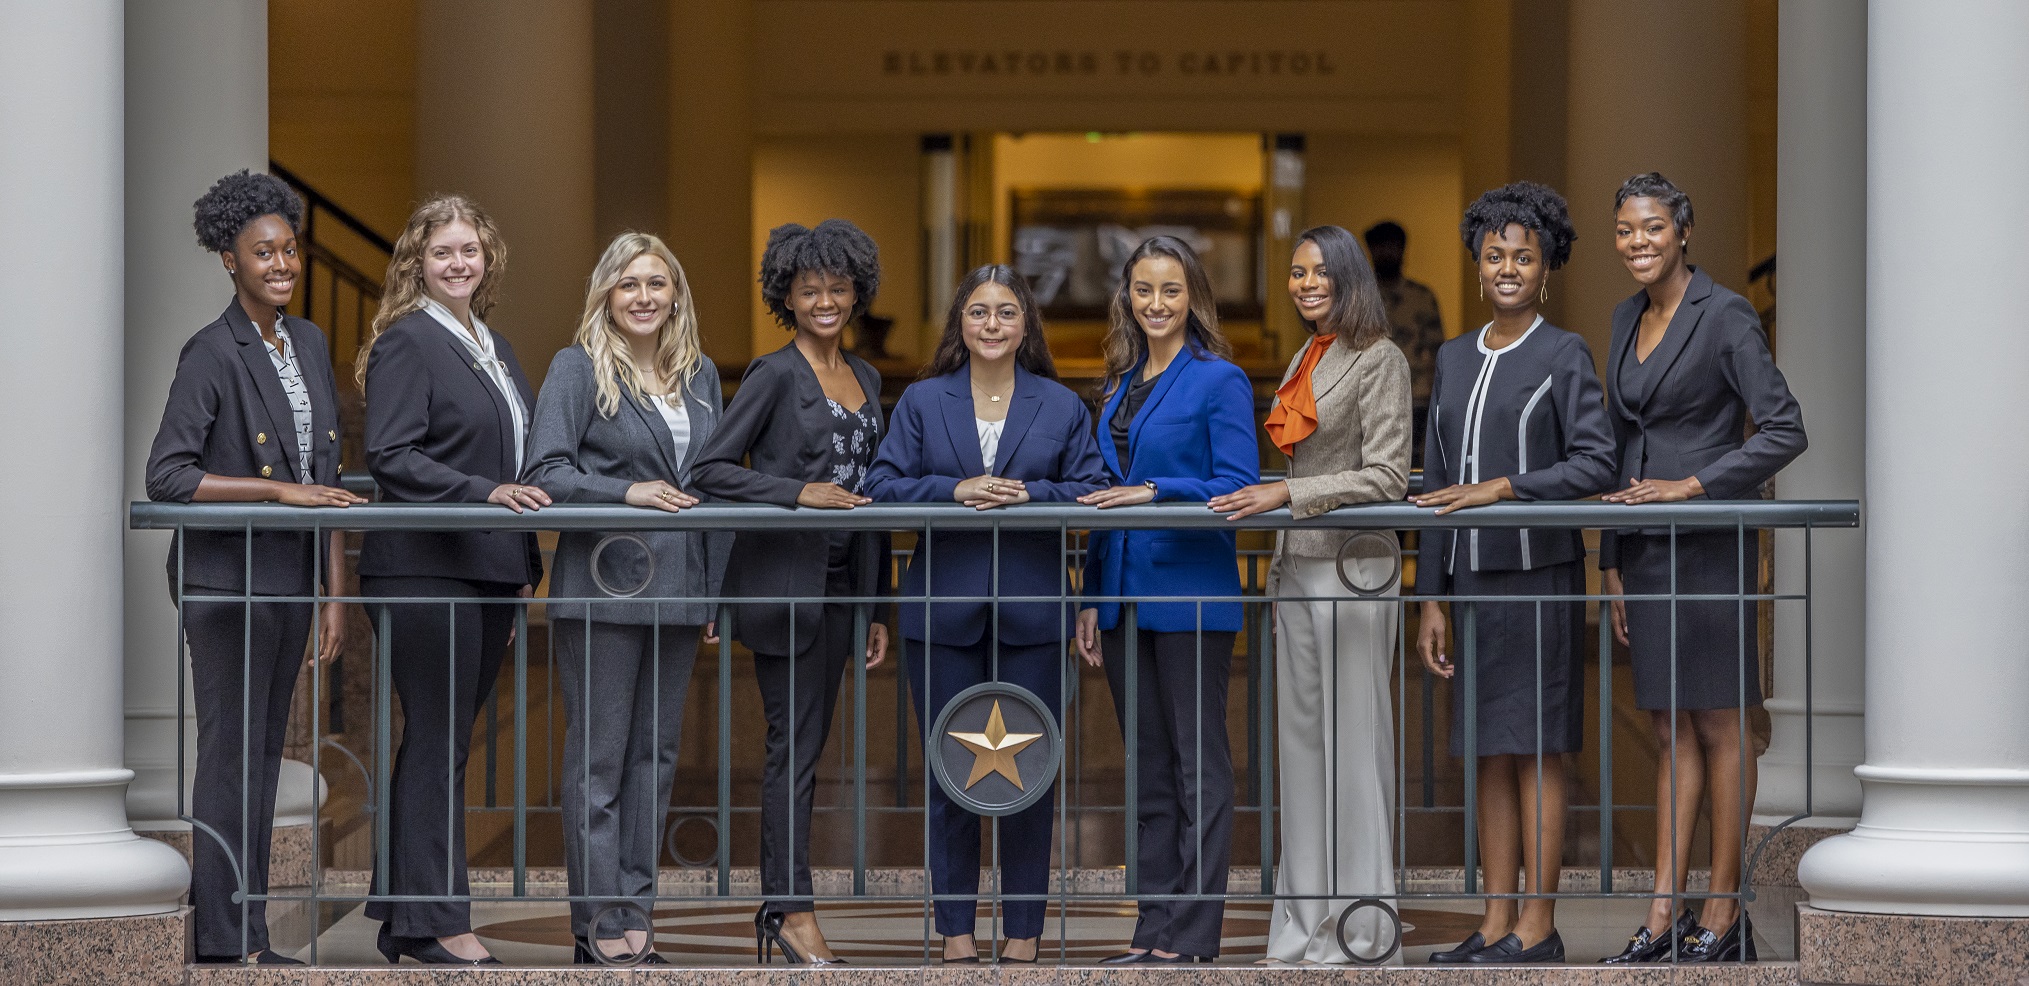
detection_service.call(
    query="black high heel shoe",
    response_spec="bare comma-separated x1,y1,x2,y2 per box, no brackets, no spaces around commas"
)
375,923,502,965
755,908,802,965
1679,911,1757,963
1601,907,1696,963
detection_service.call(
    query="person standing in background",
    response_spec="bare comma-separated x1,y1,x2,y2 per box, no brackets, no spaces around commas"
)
1365,221,1445,464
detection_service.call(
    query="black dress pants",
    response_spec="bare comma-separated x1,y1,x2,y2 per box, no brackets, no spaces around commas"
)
1101,627,1238,958
360,575,520,938
184,591,311,959
752,551,856,915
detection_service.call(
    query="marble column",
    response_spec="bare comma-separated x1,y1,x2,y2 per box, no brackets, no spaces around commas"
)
414,0,596,386
1562,0,1748,362
921,133,959,357
122,0,323,876
1799,0,2029,917
1749,0,1867,882
0,0,191,927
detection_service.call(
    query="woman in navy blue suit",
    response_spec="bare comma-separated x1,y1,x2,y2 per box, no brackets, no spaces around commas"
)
1074,237,1259,964
866,265,1107,963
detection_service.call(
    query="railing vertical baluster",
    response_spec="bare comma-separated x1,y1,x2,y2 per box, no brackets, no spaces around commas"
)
374,604,392,899
1123,600,1138,898
512,602,528,897
1461,601,1479,895
1598,592,1615,893
716,603,733,896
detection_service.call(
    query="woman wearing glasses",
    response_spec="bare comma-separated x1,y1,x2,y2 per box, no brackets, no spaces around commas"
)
865,265,1108,963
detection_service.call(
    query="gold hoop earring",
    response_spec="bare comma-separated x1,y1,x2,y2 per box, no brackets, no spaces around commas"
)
1539,284,1549,304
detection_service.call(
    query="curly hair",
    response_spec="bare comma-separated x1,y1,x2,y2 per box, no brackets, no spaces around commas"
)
1613,171,1694,236
758,219,881,330
192,170,303,254
355,194,507,388
1460,180,1577,270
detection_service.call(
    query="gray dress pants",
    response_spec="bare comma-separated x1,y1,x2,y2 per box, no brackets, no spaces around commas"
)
553,619,702,940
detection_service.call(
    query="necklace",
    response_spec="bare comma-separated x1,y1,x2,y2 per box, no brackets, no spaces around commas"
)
972,382,1011,403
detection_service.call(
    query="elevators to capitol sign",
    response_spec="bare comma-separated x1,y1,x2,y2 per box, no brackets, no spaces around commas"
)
882,49,1340,79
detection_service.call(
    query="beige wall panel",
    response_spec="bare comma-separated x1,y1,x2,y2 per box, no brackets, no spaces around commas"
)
268,0,415,246
750,135,925,360
1306,133,1465,343
671,0,756,364
749,0,1462,134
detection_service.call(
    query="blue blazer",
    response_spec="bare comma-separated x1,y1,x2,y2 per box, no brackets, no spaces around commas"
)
865,364,1110,647
1083,350,1258,633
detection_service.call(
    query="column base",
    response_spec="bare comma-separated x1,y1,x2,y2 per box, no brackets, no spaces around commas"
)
1748,817,1855,887
138,821,318,890
0,908,187,986
1799,903,2029,986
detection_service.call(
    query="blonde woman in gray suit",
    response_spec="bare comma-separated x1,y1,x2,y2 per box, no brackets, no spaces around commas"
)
524,232,728,965
1211,225,1412,964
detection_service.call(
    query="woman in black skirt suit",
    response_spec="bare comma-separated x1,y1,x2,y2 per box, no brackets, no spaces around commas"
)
1596,173,1806,964
1412,183,1616,965
691,220,889,966
146,170,365,964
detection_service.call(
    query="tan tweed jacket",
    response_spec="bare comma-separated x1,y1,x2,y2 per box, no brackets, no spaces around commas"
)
1273,335,1413,563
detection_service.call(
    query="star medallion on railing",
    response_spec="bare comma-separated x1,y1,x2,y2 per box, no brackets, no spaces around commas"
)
947,700,1043,790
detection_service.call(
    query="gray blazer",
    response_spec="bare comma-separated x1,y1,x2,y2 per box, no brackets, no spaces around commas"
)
1271,336,1414,566
522,344,729,625
1598,267,1807,569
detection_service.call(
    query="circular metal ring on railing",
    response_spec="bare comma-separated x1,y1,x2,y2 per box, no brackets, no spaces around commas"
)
588,532,655,598
1334,530,1402,597
1333,897,1402,965
663,813,719,870
585,900,654,967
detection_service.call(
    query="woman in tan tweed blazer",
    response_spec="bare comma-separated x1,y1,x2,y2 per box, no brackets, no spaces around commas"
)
1211,225,1411,964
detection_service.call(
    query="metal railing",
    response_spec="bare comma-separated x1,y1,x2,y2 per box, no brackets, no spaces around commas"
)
131,498,1856,966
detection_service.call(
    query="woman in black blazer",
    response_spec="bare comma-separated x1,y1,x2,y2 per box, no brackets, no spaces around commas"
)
863,266,1109,963
356,195,546,966
691,220,888,966
145,170,363,965
523,232,728,965
1596,174,1806,965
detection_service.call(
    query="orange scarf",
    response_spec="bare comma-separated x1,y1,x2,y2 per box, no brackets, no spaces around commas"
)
1263,333,1337,456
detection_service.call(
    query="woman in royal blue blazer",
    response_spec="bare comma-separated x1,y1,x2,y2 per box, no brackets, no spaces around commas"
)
1074,236,1258,964
865,265,1108,963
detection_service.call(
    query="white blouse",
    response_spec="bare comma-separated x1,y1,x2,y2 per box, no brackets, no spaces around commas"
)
976,417,1006,474
422,297,528,475
652,392,692,468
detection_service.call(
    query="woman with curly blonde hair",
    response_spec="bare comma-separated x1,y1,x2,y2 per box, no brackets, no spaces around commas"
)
358,194,545,965
523,232,728,964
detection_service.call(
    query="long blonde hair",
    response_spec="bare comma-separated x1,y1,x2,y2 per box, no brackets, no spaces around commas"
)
577,232,702,417
356,194,507,388
1097,235,1233,401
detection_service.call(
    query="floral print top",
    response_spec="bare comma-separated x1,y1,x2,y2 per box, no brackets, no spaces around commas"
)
825,397,878,493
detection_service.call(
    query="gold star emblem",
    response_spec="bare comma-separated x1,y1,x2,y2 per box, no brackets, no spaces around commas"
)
947,700,1043,790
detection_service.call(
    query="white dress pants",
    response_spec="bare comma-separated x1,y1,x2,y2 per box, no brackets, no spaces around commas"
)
1264,553,1401,964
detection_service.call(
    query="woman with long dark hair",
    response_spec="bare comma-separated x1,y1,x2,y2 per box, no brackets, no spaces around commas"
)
1075,236,1258,964
865,265,1108,963
358,194,545,965
1410,184,1616,965
146,169,363,965
691,219,889,966
1211,225,1410,964
1597,173,1804,964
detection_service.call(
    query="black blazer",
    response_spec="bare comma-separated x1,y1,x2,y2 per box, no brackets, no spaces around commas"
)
358,309,542,585
146,299,345,595
1598,267,1807,569
689,343,885,656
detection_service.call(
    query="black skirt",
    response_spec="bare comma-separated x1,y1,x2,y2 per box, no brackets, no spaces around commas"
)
1448,560,1586,758
1617,530,1762,711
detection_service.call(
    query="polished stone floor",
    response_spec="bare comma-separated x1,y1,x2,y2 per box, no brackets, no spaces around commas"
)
259,872,1801,969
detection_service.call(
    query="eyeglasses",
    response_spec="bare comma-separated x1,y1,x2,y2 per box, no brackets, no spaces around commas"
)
964,305,1024,325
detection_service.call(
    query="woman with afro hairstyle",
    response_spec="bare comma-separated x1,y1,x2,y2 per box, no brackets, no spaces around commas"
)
691,219,889,965
1410,181,1616,964
1597,173,1804,965
356,195,544,965
145,169,365,964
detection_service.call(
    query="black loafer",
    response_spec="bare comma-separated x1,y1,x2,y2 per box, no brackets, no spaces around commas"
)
1136,952,1198,964
1679,912,1757,963
1428,931,1486,964
1463,931,1564,964
1098,951,1147,964
1602,908,1696,964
